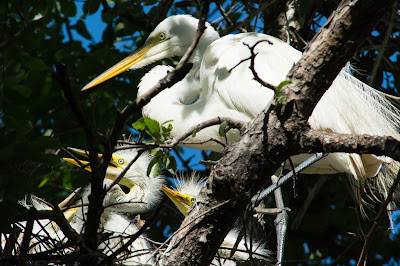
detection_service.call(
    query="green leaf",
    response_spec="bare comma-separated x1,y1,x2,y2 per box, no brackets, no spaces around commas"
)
275,80,292,94
147,158,162,177
87,0,101,15
22,55,47,71
277,96,286,104
132,118,146,131
149,148,164,157
166,155,177,175
60,1,76,17
191,128,198,137
83,0,101,15
73,20,93,40
12,85,32,98
218,121,229,137
144,118,160,135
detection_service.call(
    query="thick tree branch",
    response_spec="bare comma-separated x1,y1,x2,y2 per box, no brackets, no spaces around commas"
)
297,128,400,161
162,0,397,265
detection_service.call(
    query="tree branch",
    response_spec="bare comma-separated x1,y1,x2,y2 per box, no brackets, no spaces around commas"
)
55,64,105,256
163,117,245,150
161,0,397,264
297,128,400,161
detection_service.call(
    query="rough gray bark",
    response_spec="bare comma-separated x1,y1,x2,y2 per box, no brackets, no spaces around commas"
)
161,0,399,265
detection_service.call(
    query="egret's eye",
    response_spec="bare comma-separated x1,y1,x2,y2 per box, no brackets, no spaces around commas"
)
190,198,195,203
118,159,125,165
159,32,166,40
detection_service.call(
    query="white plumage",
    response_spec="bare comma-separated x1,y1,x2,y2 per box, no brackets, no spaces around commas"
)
162,174,272,265
82,15,400,201
4,147,164,265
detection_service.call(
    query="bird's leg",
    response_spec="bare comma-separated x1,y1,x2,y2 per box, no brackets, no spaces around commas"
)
272,175,288,266
251,152,328,206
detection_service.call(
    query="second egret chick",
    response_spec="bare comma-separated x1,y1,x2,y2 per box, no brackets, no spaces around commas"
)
161,174,272,265
64,146,165,215
64,146,166,264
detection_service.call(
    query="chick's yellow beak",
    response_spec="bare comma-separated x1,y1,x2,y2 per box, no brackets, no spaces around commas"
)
81,45,154,91
161,186,195,216
63,147,126,174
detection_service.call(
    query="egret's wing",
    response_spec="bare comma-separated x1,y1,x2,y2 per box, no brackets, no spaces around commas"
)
138,64,201,105
201,33,302,118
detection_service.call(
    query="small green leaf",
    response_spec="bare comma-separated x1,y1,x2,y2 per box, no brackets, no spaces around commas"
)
149,148,164,157
60,1,76,17
22,55,47,71
166,156,177,175
191,128,198,137
87,0,101,15
150,159,163,178
73,20,93,40
38,176,50,188
147,158,160,177
132,118,146,130
218,121,229,137
277,96,286,104
13,85,32,98
276,80,292,93
144,118,160,136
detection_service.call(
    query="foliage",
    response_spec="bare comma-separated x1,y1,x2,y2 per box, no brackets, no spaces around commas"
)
132,117,177,176
0,0,399,265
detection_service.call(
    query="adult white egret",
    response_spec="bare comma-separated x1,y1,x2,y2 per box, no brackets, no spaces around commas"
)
161,174,272,265
82,15,400,200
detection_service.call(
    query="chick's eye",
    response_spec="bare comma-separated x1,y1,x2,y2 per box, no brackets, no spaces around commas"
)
118,159,125,165
159,32,166,40
191,198,195,203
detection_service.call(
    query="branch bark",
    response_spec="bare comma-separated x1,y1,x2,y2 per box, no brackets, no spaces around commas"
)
161,0,397,265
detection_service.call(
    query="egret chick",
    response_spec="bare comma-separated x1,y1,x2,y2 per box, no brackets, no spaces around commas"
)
162,174,272,265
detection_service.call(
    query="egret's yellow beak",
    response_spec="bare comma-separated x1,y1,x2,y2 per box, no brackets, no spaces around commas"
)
63,147,126,173
161,186,196,216
82,45,154,91
63,147,133,191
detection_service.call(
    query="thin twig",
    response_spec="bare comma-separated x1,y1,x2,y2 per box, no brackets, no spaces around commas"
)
163,117,246,149
357,169,400,266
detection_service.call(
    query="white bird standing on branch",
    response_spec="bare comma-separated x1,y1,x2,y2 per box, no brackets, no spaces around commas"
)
82,15,400,203
161,174,272,265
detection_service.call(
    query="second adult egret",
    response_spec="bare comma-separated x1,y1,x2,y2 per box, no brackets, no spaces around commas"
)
82,15,400,201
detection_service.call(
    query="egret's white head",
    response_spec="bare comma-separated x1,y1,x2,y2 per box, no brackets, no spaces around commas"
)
82,15,220,91
63,146,165,213
161,173,205,216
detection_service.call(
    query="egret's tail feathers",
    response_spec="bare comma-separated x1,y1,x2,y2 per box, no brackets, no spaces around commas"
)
352,160,400,218
217,229,273,263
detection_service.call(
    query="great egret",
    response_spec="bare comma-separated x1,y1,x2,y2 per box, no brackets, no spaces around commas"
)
63,146,166,264
63,147,164,214
4,146,164,264
82,15,400,200
161,174,272,264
